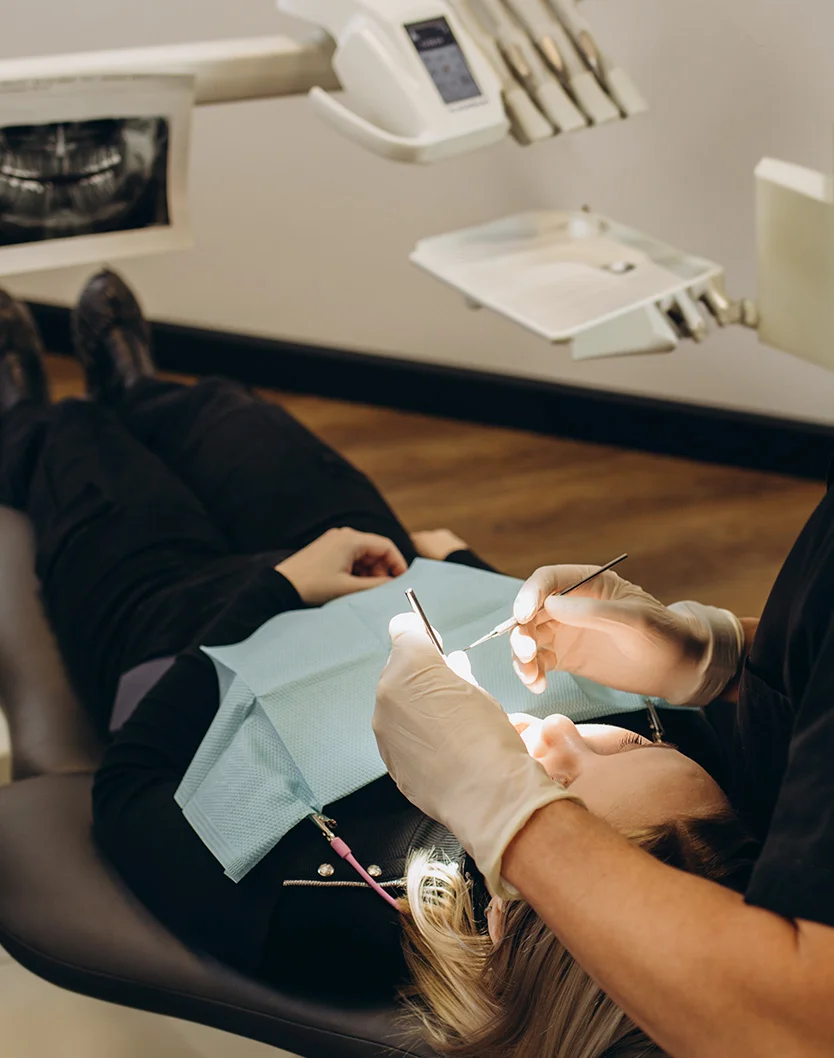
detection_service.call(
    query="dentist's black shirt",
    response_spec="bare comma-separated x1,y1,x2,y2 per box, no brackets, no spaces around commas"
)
718,467,834,927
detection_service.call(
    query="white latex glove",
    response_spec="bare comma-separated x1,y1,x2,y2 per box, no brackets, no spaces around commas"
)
511,565,744,707
374,612,583,897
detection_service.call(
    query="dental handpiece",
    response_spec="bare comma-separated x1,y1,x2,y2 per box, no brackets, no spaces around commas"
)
405,588,446,657
468,0,585,132
470,0,545,94
501,0,576,87
508,0,618,124
543,0,648,117
544,0,605,83
448,0,554,144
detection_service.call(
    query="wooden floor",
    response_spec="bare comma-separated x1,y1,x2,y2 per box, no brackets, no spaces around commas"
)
46,355,823,618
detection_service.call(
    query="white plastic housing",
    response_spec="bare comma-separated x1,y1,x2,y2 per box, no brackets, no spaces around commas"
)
279,0,508,163
0,36,339,105
756,154,834,372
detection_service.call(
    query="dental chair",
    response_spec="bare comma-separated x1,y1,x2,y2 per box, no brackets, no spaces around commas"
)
0,506,433,1058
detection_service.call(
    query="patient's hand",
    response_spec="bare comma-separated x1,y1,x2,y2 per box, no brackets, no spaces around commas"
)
275,528,408,605
411,529,469,560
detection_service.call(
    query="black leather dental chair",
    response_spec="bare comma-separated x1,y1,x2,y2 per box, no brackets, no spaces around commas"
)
0,507,433,1058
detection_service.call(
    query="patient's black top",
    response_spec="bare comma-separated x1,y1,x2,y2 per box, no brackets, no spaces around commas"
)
714,468,834,928
93,557,481,999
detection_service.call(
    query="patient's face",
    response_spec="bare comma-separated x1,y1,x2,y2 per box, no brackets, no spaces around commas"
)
509,713,727,830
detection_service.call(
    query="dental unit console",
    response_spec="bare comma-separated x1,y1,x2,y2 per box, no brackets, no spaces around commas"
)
278,0,509,163
0,4,830,369
277,0,646,158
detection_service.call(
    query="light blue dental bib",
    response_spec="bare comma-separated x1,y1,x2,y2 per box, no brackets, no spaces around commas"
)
175,559,671,881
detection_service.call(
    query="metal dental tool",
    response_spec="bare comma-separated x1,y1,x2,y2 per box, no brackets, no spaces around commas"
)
464,553,629,651
405,588,446,657
697,279,741,327
644,699,666,744
660,290,709,343
309,813,401,909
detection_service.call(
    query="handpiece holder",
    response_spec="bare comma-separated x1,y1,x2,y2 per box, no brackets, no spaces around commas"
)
279,0,508,163
411,209,744,360
411,133,834,366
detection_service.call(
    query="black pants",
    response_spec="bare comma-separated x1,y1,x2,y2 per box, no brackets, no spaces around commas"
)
0,378,416,729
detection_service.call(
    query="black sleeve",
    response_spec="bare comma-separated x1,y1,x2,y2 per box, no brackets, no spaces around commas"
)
91,567,306,972
96,566,304,808
444,548,497,572
744,615,834,927
196,565,306,648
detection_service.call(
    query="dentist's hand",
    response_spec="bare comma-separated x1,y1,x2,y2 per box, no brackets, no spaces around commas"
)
511,565,744,707
374,613,583,896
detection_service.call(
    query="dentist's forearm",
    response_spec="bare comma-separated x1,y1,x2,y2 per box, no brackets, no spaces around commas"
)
502,800,832,1058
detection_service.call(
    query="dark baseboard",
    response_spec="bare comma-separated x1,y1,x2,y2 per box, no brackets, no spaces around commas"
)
31,300,834,482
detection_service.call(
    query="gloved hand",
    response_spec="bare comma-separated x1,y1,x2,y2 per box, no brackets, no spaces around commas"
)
374,613,583,897
510,565,744,707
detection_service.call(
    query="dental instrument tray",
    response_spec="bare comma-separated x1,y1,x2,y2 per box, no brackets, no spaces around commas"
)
411,209,731,358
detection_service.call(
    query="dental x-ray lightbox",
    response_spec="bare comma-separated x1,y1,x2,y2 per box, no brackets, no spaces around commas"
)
0,74,193,276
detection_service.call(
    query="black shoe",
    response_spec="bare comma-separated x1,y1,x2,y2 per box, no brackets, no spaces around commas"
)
71,270,155,403
0,289,49,414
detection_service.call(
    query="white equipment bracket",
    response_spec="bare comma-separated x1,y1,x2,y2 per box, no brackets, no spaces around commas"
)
0,36,339,105
756,151,834,373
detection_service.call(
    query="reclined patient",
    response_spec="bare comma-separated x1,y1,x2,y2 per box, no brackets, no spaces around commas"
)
0,272,757,1058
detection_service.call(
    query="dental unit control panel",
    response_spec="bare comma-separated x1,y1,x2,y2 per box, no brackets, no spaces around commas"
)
278,0,509,163
278,0,646,158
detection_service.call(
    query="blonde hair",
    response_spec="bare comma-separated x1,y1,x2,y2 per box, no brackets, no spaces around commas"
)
400,812,757,1058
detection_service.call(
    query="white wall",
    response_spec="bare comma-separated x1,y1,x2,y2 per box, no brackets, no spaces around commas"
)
4,0,834,425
